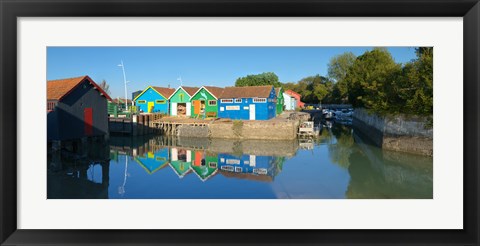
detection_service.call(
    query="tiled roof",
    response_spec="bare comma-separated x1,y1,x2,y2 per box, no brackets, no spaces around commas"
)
203,86,224,98
219,85,273,99
112,98,133,104
47,75,112,101
285,89,301,98
152,86,176,99
181,86,200,96
275,87,283,96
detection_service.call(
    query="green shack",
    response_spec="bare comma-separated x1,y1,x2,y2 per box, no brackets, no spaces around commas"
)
190,86,224,119
275,87,284,115
168,86,199,117
168,147,193,178
190,150,218,181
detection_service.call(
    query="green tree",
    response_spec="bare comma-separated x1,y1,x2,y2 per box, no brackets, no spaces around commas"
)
345,48,402,112
327,52,357,103
235,72,281,87
296,75,333,104
328,52,357,83
393,47,433,116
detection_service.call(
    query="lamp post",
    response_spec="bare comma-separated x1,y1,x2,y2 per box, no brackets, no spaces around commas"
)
118,60,129,111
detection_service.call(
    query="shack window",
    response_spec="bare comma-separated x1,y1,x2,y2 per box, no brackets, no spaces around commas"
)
208,162,217,168
221,99,233,103
47,101,57,111
253,98,267,103
235,99,242,103
208,100,217,106
137,100,146,104
156,100,166,104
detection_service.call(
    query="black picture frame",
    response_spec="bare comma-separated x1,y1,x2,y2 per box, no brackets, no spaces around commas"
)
1,0,478,245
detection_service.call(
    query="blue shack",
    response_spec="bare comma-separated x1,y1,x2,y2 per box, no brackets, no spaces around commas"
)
133,86,175,114
218,85,276,120
134,147,170,174
217,153,276,182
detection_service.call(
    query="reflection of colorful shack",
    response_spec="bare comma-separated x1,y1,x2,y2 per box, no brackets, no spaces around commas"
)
168,148,218,181
134,148,170,174
217,153,276,181
169,147,193,178
190,150,218,181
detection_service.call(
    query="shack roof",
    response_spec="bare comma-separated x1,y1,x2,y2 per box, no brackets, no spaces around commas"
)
182,86,200,96
285,89,301,98
219,85,274,99
203,86,224,98
47,75,112,101
275,87,283,96
168,86,200,99
112,98,133,104
151,86,176,99
191,86,224,99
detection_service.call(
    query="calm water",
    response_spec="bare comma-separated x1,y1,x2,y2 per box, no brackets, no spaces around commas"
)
47,123,433,199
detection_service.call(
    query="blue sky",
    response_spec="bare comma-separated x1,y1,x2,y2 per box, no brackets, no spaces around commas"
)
47,47,417,98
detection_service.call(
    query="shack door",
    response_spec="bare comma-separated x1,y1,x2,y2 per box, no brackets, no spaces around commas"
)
148,102,154,113
171,102,177,116
186,102,191,116
84,108,93,135
193,100,201,115
249,104,256,120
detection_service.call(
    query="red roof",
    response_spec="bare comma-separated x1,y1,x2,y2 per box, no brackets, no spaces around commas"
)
219,85,274,99
181,86,200,96
285,89,301,98
203,86,224,98
47,75,112,101
285,90,305,108
152,86,176,98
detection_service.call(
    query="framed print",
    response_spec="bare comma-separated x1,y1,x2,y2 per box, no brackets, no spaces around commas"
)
1,0,479,245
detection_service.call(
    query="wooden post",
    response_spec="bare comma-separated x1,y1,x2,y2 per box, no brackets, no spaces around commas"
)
139,115,144,136
148,115,152,134
102,161,110,188
132,114,138,136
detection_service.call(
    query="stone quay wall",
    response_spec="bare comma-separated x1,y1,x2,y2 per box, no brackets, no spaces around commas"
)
353,108,433,156
176,120,298,140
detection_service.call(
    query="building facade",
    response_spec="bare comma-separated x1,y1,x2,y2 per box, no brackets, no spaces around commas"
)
47,75,112,141
168,86,199,117
285,90,305,108
133,86,175,114
190,86,224,119
218,85,276,120
283,92,297,110
275,87,285,115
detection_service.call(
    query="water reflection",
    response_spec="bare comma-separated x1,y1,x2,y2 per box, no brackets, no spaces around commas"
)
47,123,433,199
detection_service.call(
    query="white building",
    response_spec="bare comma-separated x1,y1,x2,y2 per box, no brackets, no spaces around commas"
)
283,92,297,110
